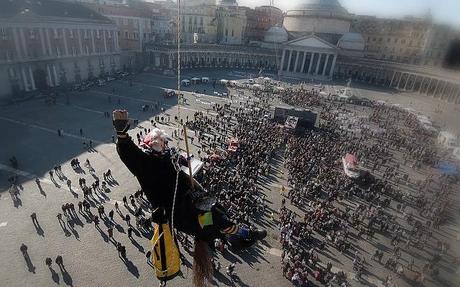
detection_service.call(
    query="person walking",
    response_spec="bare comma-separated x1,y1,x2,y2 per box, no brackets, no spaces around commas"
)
45,257,52,267
127,226,133,239
108,227,114,243
109,210,114,221
55,255,63,268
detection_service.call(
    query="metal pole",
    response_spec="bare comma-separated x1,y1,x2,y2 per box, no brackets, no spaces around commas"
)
182,125,195,189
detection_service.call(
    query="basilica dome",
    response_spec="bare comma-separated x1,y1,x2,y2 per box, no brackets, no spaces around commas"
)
217,0,238,7
283,0,351,35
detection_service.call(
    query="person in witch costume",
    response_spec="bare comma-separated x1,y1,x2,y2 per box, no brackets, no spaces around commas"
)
112,110,266,286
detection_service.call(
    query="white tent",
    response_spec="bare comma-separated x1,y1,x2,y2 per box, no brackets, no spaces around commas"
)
180,152,204,177
438,131,459,148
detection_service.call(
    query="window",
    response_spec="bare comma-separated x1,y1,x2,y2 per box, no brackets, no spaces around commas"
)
1,28,7,40
125,31,128,38
29,29,35,39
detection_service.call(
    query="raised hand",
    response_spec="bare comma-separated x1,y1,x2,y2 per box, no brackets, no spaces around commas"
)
112,110,130,134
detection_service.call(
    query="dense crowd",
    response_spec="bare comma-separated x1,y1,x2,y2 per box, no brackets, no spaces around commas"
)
271,85,456,286
8,79,458,287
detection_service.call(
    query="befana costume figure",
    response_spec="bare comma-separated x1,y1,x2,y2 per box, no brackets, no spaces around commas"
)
112,110,266,286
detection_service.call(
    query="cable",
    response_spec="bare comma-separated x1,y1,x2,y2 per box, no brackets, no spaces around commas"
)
170,0,182,244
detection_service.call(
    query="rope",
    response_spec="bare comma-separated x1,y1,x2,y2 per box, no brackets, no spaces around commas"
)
170,0,182,245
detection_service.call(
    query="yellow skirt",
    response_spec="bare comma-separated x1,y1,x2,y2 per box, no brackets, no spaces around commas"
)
150,223,181,281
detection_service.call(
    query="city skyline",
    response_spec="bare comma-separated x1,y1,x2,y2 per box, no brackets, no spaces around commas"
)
236,0,460,28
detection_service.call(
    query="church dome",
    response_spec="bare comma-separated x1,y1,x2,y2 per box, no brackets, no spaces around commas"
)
264,26,289,43
217,0,238,7
337,32,365,50
291,0,349,18
283,0,351,35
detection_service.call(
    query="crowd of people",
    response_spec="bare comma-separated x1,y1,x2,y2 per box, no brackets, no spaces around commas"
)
270,85,456,286
7,77,458,287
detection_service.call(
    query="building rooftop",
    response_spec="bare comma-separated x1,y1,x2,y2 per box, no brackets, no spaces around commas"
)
287,0,350,18
0,0,111,23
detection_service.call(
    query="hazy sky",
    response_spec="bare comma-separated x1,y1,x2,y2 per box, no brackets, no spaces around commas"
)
237,0,460,28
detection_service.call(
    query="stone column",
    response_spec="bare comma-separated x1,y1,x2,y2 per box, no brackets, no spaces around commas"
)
433,80,440,97
329,54,337,78
103,30,108,53
21,67,29,91
411,75,417,91
47,64,54,87
45,28,53,56
441,81,448,99
280,49,286,71
397,73,403,89
53,64,59,86
28,66,36,90
293,51,300,73
91,30,96,54
426,78,433,95
389,71,396,88
315,53,322,75
12,28,23,59
300,51,307,73
63,28,69,56
404,74,410,90
419,77,426,93
78,29,83,55
19,28,28,58
307,52,314,74
114,30,119,51
448,85,456,102
39,28,47,57
322,54,330,76
287,50,292,72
